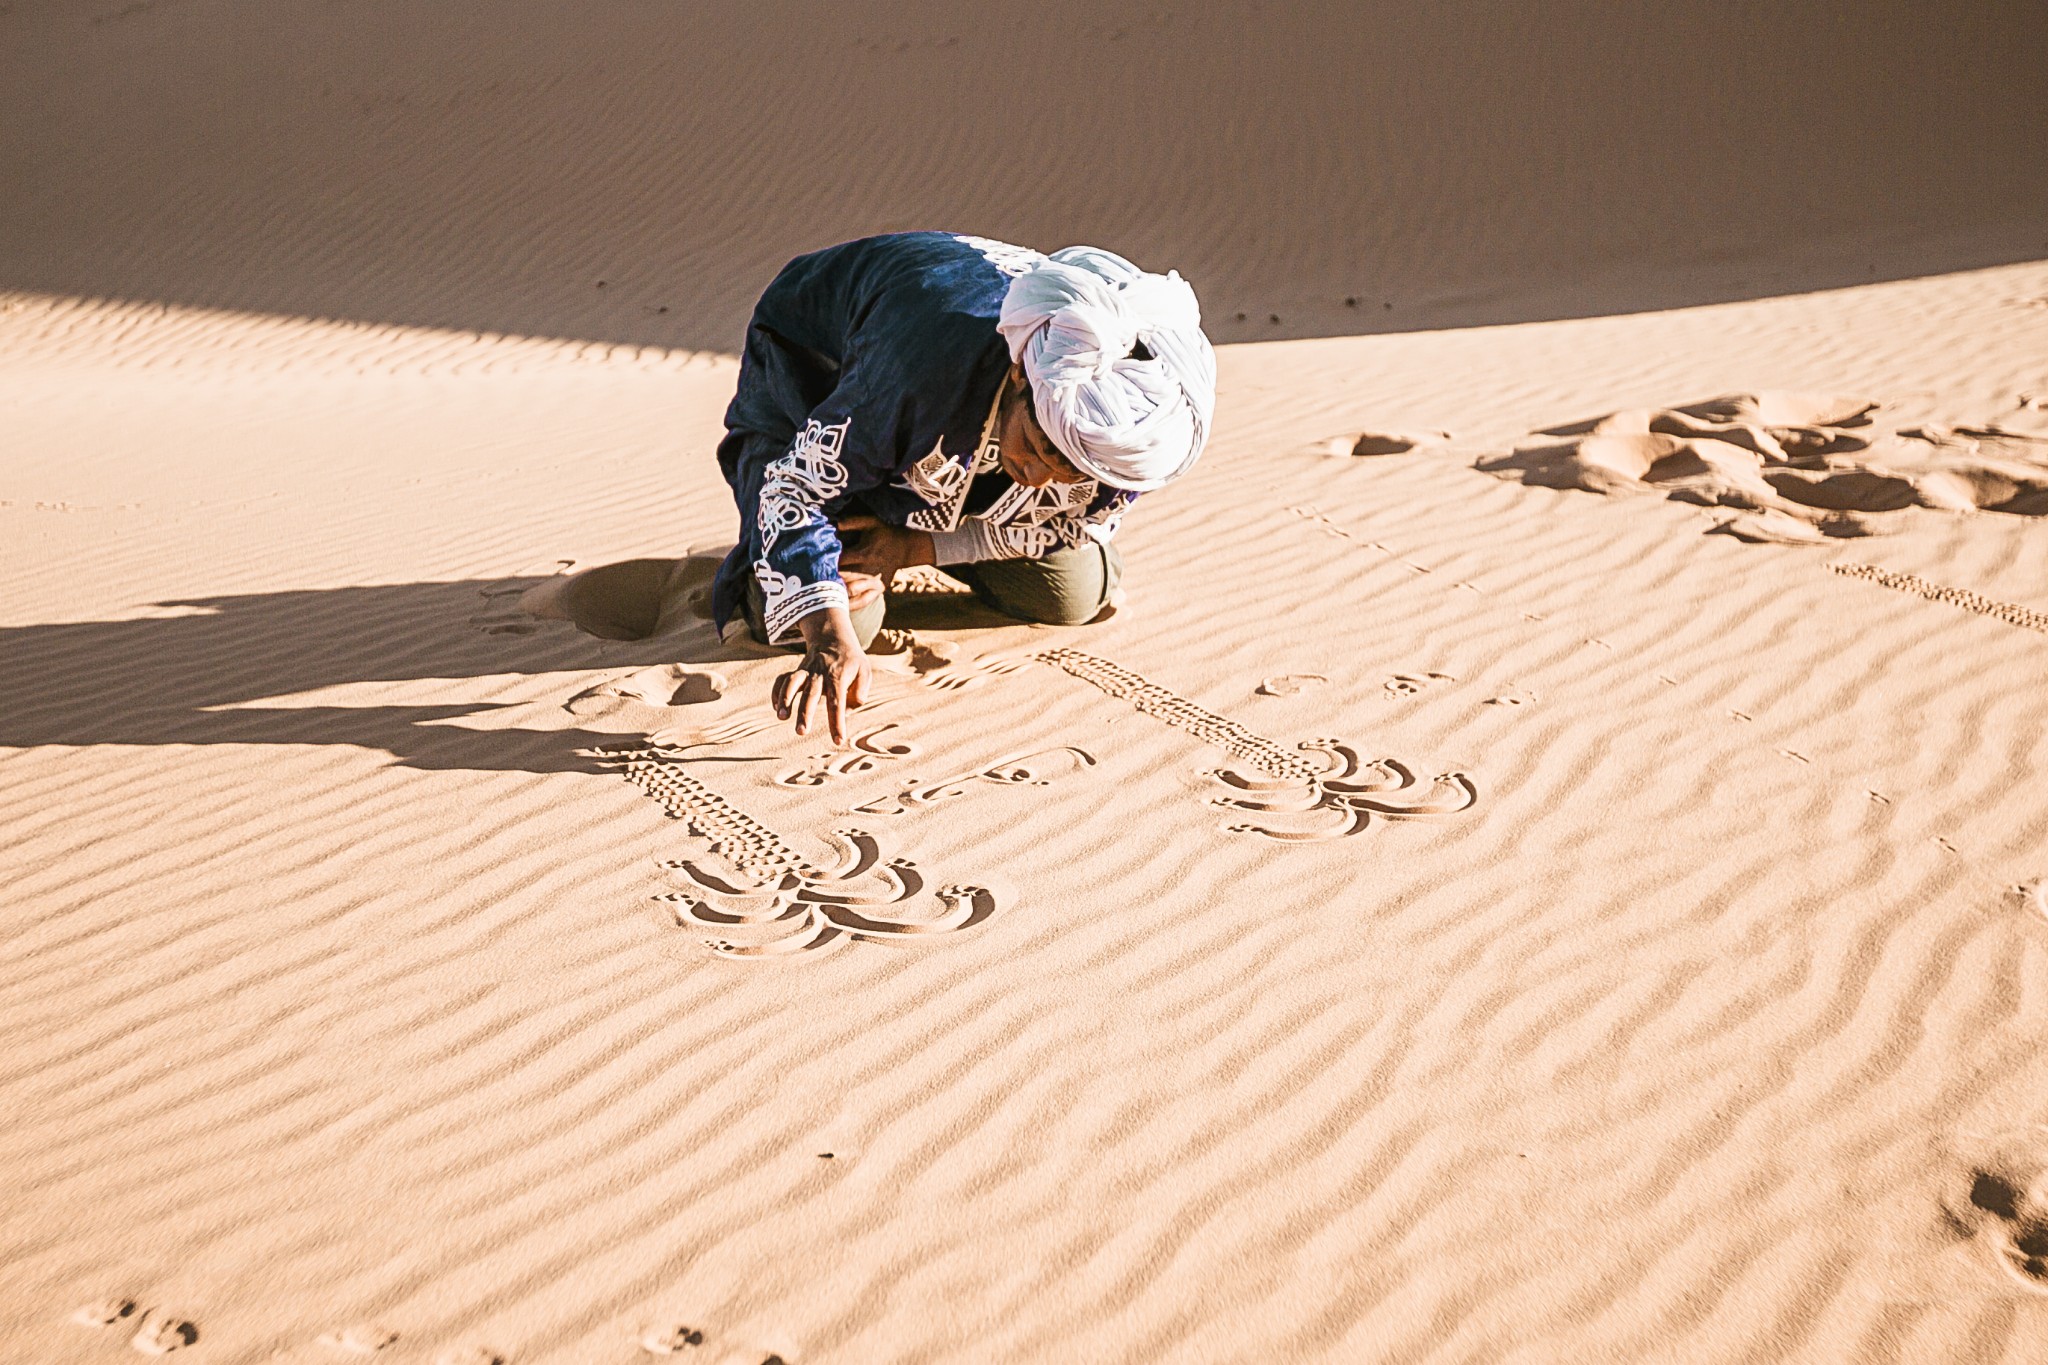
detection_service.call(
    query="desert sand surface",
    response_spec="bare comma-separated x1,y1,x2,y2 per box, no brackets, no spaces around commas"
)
5,2,2048,1362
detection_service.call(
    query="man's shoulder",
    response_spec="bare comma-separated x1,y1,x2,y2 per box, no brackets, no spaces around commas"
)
821,230,1041,271
781,232,1041,314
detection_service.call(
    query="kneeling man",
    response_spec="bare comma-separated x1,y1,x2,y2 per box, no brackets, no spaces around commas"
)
711,232,1216,741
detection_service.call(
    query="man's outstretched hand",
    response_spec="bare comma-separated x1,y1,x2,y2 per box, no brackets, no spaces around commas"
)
836,513,935,581
772,605,871,746
772,514,925,744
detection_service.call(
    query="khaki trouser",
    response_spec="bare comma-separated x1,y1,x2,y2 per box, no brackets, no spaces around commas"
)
744,539,1123,648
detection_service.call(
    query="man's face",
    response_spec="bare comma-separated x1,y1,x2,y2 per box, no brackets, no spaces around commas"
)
997,370,1090,488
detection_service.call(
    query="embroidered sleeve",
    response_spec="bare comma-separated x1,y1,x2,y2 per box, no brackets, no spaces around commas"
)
753,417,854,643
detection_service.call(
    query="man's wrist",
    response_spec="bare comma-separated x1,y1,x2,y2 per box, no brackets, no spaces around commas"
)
761,576,849,643
797,604,860,650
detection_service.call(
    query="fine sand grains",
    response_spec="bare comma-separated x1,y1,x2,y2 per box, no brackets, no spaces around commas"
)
5,1,2048,1358
5,256,2047,1360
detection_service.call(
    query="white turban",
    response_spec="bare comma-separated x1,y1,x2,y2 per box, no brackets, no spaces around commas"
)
996,246,1217,492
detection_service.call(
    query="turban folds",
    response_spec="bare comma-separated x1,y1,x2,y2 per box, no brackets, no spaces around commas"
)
996,246,1217,493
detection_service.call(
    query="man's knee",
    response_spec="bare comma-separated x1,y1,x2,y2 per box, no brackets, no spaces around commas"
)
1008,595,1103,627
967,541,1121,626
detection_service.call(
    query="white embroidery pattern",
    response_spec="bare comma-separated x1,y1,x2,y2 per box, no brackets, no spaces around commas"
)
973,418,1006,473
904,441,972,532
954,234,1045,278
757,418,852,641
903,380,1007,532
960,483,1129,561
981,477,1100,529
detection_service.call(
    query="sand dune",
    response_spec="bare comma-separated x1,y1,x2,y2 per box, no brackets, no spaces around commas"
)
6,1,2048,1361
4,0,2044,355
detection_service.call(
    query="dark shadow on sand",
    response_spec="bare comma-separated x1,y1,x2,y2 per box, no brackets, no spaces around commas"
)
0,560,1022,778
3,0,2042,354
0,574,720,777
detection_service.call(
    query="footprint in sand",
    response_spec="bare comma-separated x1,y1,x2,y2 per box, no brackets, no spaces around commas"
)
1383,671,1456,698
867,633,967,682
639,1322,705,1353
319,1322,400,1353
566,663,726,715
908,639,960,673
1485,390,2048,534
1314,430,1451,458
70,1296,138,1328
898,639,1009,692
1256,673,1327,696
1946,1135,2048,1295
129,1311,198,1354
435,1349,505,1365
1484,687,1535,707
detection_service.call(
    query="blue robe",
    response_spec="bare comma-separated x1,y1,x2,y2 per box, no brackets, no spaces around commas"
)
712,232,1140,643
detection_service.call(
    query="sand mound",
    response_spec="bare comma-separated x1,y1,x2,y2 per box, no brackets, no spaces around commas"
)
566,664,726,716
1479,392,2048,536
518,557,720,642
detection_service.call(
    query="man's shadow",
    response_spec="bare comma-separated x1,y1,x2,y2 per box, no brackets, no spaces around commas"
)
0,555,1013,777
0,557,730,777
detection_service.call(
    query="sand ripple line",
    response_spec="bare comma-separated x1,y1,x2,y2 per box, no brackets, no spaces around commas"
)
1830,562,2048,634
598,743,997,958
1033,648,1478,841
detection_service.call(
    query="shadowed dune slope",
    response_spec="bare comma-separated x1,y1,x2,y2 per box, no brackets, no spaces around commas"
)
2,0,2043,352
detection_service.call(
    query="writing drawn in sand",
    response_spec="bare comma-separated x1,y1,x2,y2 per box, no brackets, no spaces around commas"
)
1032,648,1478,840
852,746,1097,816
774,722,915,787
597,742,995,958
